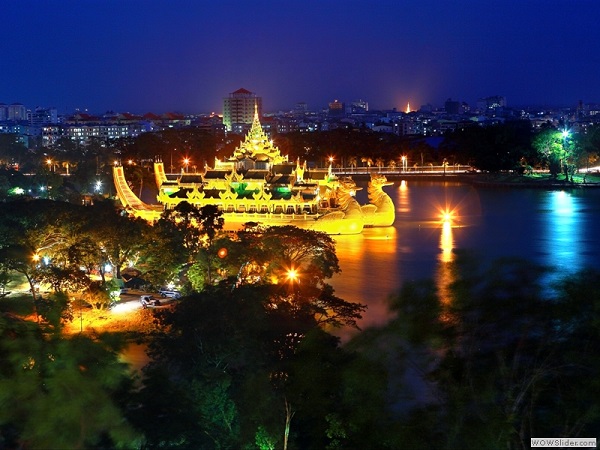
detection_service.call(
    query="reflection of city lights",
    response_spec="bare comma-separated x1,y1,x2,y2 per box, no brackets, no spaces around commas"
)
440,221,453,263
437,220,455,309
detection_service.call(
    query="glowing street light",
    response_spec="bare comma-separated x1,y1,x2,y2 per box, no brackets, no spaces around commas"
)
286,268,298,282
401,155,408,172
183,158,190,173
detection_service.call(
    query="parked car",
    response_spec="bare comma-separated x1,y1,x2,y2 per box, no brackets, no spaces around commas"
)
159,289,181,299
140,295,161,308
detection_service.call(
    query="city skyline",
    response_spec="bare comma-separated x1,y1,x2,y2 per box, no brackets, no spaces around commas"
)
2,1,600,114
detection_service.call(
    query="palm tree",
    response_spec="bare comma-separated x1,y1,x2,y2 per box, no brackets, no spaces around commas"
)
375,157,385,172
348,156,357,173
361,157,373,172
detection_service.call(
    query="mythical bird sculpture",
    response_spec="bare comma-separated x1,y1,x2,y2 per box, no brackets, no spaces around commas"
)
361,174,395,227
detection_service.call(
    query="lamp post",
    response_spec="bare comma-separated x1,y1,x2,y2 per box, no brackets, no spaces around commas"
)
170,148,177,173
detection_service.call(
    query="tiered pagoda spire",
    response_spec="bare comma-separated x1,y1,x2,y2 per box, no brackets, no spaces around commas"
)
230,104,287,164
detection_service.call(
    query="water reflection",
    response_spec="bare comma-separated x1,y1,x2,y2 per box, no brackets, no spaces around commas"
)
332,227,399,334
541,190,583,273
332,181,600,337
436,218,455,321
398,180,410,213
439,220,454,264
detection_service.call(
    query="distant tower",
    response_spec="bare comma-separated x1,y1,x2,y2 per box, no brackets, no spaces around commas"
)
328,99,345,117
406,102,411,114
223,88,262,132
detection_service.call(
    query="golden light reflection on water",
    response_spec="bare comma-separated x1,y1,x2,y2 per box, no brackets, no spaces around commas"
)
398,180,410,213
333,181,483,338
436,219,455,311
439,220,454,264
331,227,398,338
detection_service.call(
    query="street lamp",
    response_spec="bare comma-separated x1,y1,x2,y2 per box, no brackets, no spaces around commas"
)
286,268,298,283
183,158,190,173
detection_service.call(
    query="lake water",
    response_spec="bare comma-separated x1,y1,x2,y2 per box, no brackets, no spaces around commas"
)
330,180,600,334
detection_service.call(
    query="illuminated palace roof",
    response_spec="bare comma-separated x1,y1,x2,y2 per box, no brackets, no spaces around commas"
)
229,106,288,164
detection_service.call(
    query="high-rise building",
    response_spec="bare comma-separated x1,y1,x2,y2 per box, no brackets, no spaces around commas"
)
328,99,345,117
477,96,506,114
30,107,58,126
223,88,262,132
7,103,27,121
294,102,308,116
444,98,460,115
350,99,368,113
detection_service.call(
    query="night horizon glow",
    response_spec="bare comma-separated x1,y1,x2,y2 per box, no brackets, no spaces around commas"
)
2,1,600,115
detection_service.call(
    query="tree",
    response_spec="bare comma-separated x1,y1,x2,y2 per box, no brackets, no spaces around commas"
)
134,279,384,449
348,156,357,172
364,255,600,448
242,225,341,285
160,202,224,288
0,314,140,448
86,200,150,280
532,128,571,179
0,134,27,167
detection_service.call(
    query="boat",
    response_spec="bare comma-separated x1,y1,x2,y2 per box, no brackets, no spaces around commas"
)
113,108,395,234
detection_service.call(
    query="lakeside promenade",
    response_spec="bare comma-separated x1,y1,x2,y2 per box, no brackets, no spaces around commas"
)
330,166,600,189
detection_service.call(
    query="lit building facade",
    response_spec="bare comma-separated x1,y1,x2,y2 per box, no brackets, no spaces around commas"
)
223,88,262,132
7,103,27,121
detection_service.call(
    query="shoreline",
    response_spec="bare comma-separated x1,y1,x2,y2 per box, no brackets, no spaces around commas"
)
335,171,600,189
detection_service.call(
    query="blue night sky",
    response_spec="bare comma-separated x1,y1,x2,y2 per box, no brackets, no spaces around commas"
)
2,0,599,115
